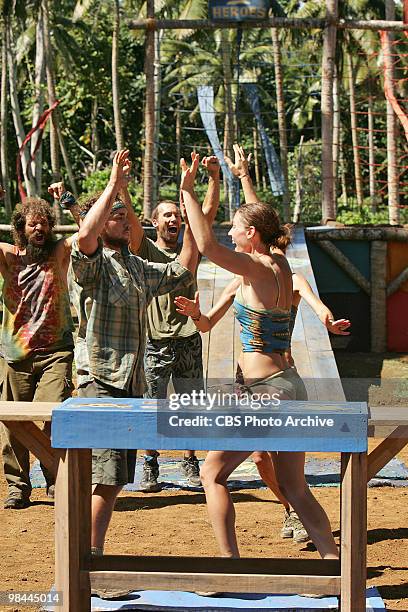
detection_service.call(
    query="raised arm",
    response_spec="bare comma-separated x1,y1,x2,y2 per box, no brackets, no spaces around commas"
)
174,276,240,333
78,149,130,256
118,163,144,254
201,155,221,224
225,144,258,204
180,155,258,277
294,273,351,335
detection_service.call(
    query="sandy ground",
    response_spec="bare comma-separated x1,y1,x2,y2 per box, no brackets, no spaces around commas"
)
1,353,408,611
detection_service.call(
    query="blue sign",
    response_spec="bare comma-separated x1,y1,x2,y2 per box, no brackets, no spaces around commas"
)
209,0,270,22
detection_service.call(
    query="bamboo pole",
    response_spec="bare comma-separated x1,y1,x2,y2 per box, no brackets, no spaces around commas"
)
128,18,408,32
321,0,338,221
370,241,387,352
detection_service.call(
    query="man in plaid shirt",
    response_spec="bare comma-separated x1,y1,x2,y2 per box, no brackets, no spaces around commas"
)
69,150,195,559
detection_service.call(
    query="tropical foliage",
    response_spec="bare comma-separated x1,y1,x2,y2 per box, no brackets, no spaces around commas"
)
0,0,406,225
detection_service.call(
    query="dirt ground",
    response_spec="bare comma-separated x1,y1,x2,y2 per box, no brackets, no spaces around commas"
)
1,352,408,611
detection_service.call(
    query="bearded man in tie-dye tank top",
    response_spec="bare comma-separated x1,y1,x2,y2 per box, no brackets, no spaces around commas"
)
0,195,77,509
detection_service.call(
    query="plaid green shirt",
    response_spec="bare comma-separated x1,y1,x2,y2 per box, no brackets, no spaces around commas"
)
69,238,193,393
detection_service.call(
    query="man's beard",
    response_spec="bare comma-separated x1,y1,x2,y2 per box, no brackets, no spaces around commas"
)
25,234,55,263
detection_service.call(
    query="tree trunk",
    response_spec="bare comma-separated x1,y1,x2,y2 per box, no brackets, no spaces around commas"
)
321,0,338,222
221,30,236,221
6,20,37,197
152,29,162,206
293,135,304,223
175,99,181,189
1,22,12,216
143,0,155,219
112,0,124,150
253,124,260,188
347,48,364,208
384,0,400,225
332,63,340,213
271,26,290,221
57,125,78,198
339,123,348,207
367,83,376,212
31,8,46,195
91,97,100,172
43,0,62,222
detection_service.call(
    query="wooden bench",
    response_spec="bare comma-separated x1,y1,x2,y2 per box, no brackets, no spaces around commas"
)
49,396,368,612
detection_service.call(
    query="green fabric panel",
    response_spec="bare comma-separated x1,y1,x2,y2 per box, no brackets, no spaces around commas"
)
307,239,370,294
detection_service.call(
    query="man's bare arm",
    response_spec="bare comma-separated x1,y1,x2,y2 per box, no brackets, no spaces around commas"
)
78,150,130,256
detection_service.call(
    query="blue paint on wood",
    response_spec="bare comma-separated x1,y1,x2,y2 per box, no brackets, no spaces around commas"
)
308,240,370,294
51,398,368,452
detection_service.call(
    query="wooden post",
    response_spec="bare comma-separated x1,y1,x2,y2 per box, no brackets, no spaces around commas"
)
370,241,387,352
340,452,367,612
143,0,155,219
321,0,338,222
55,449,92,612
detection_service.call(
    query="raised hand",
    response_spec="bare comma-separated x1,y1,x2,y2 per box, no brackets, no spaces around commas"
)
225,143,251,179
180,152,200,193
202,155,220,178
48,181,66,200
174,291,200,319
110,149,130,185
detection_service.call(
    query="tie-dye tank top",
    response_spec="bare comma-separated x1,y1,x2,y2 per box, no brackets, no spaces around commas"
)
1,248,74,362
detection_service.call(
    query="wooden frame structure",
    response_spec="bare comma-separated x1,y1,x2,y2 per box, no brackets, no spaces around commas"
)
129,0,408,220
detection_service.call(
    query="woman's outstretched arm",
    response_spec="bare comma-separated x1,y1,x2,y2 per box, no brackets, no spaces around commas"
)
174,277,240,332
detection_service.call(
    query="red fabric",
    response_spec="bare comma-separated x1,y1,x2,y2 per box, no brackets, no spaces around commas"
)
387,291,408,351
16,100,60,202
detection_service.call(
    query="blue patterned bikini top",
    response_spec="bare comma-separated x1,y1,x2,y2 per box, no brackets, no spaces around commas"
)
233,283,291,354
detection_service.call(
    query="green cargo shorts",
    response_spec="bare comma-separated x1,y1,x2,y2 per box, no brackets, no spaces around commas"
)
78,378,138,487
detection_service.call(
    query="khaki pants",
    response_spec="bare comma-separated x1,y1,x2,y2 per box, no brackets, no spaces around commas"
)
1,350,73,498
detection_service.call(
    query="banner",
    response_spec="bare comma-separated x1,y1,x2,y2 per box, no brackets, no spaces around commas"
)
244,83,285,196
209,0,270,22
197,85,240,209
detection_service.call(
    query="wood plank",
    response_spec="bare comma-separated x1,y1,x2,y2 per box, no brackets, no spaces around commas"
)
0,401,55,421
86,570,341,596
340,452,367,612
367,432,408,480
287,227,345,402
3,421,56,475
78,449,92,604
55,449,91,612
369,406,408,425
90,554,340,575
51,398,368,453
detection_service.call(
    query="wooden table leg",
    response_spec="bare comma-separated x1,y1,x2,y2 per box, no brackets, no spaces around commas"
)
340,452,367,612
55,449,92,612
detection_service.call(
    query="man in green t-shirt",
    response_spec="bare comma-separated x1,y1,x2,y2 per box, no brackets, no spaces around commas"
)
130,156,220,491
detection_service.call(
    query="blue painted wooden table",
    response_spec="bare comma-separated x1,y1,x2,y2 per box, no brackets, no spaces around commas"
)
50,398,368,612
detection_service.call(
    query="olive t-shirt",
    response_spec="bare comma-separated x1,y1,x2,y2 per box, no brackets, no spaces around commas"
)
138,234,198,340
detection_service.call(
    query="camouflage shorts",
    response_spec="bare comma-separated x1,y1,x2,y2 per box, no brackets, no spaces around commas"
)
78,378,138,486
144,333,204,399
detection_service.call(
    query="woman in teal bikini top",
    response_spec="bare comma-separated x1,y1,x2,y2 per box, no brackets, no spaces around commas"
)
179,149,338,562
